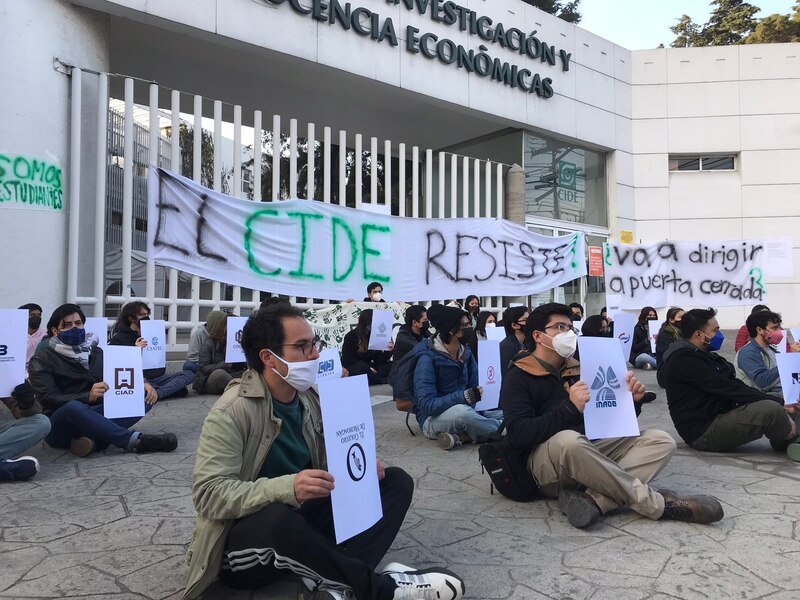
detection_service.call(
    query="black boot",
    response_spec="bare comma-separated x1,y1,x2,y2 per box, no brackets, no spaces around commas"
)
658,489,723,524
558,488,603,528
135,433,178,454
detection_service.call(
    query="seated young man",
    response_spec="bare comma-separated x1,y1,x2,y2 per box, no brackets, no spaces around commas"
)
735,310,787,397
661,308,799,461
28,303,178,457
411,305,502,451
392,305,429,365
110,301,194,399
500,302,723,529
185,303,465,600
0,383,51,481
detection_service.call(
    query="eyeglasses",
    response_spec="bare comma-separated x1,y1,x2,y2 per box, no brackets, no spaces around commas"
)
544,323,579,335
282,335,324,356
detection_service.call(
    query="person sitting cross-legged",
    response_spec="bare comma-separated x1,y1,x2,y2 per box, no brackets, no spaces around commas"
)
184,303,465,600
500,302,723,529
193,314,246,395
411,305,503,451
28,303,178,457
184,310,226,373
0,383,51,481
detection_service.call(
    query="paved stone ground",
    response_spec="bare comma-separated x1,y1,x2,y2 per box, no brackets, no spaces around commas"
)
3,346,800,600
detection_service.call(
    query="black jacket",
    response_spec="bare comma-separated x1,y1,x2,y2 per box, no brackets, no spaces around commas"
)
109,324,165,379
392,325,427,365
660,339,782,444
340,330,392,370
193,338,245,393
655,327,679,387
28,346,104,415
629,322,650,361
499,334,523,373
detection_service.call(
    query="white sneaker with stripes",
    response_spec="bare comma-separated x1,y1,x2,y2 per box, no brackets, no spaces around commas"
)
381,562,465,600
300,577,352,600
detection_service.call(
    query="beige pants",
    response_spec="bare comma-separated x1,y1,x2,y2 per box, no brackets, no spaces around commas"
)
528,429,676,520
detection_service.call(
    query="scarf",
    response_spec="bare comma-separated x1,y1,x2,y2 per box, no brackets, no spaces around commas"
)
48,332,99,370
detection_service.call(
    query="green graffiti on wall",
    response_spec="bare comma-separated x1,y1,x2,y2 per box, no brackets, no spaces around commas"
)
0,154,63,210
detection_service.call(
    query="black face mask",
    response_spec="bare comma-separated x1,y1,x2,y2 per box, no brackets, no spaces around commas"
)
460,326,474,344
570,314,581,322
420,321,430,332
28,316,42,330
139,316,150,322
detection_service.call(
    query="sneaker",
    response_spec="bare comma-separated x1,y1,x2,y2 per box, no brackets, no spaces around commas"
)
436,432,462,451
658,489,723,524
640,392,657,403
381,563,464,600
787,442,800,462
0,457,40,481
558,488,602,529
641,363,653,371
300,577,352,600
135,433,178,454
70,437,96,457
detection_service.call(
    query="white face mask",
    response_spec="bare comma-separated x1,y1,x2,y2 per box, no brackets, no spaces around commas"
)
372,292,382,301
271,352,319,391
546,330,578,359
485,322,496,328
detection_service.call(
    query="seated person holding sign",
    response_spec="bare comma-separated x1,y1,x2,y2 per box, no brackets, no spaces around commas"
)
341,310,394,386
193,314,246,395
184,310,226,373
661,308,800,461
411,305,503,451
500,303,723,529
28,304,178,457
185,303,464,600
735,310,788,397
110,301,194,400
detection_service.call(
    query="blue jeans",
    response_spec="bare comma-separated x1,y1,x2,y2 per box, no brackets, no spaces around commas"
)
422,404,503,443
148,370,194,399
182,360,198,373
0,414,51,459
45,400,151,452
634,353,657,369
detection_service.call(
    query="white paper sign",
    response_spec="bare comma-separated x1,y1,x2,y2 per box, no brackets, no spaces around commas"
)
791,328,800,346
102,345,145,419
647,320,660,353
605,294,622,315
764,236,793,277
578,337,641,439
476,340,502,411
0,309,28,396
573,320,584,335
225,316,248,363
612,312,637,364
316,347,344,383
485,325,507,341
139,319,166,370
776,353,800,405
367,310,394,351
84,317,109,349
318,375,382,543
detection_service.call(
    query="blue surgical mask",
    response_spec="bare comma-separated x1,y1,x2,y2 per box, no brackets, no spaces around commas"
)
58,327,86,346
705,331,724,351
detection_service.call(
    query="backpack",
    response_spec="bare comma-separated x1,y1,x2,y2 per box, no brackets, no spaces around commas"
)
478,420,539,502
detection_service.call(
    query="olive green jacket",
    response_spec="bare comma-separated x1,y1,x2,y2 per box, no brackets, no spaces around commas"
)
184,369,326,599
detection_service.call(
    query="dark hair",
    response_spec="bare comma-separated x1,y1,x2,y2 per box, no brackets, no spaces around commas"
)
366,282,383,294
502,306,529,336
356,309,373,353
45,303,86,337
524,303,573,351
260,295,291,309
464,295,479,308
19,303,43,312
581,315,608,337
475,310,496,338
750,304,770,314
658,307,684,335
600,306,607,315
241,303,306,373
568,302,584,315
637,306,658,326
404,304,427,327
680,308,717,339
746,310,782,338
114,301,150,334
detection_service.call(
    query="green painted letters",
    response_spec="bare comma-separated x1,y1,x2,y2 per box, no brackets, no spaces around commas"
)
332,217,358,282
244,209,281,276
288,212,324,280
361,223,391,283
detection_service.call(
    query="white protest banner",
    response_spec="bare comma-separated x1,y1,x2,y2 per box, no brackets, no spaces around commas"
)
485,325,507,341
764,236,793,277
102,345,145,419
604,239,767,309
612,312,636,364
139,319,166,370
304,302,407,349
367,310,394,351
84,317,109,349
149,167,586,301
647,320,659,353
476,340,502,411
318,375,382,543
225,316,249,363
776,353,800,405
577,337,640,439
0,309,28,396
316,347,344,383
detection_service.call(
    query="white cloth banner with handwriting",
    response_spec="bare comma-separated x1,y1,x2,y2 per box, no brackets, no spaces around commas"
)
476,340,502,411
225,317,249,363
102,346,146,419
578,337,640,439
604,239,768,309
140,320,167,370
319,375,382,543
148,167,586,301
0,309,28,396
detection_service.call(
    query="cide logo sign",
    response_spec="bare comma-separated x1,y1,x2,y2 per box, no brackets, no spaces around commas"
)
318,359,335,376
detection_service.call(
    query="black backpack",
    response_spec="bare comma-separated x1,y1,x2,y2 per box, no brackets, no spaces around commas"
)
478,420,539,502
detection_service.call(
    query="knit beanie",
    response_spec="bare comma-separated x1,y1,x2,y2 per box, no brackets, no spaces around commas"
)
205,310,227,337
427,304,466,336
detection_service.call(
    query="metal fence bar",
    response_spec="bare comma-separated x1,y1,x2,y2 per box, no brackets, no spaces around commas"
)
167,90,181,345
121,78,134,302
307,122,315,200
384,139,391,207
338,130,346,206
398,143,405,217
289,118,298,198
67,68,82,303
355,133,362,208
370,136,378,205
425,149,433,218
232,104,243,315
145,83,158,311
211,100,222,310
323,126,331,203
190,95,202,325
272,115,281,200
411,146,419,218
92,73,108,315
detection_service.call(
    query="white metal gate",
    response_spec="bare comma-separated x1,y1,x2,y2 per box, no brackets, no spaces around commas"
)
66,70,509,350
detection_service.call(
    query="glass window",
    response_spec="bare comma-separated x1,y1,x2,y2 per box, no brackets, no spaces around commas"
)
669,157,700,171
701,156,735,171
523,133,607,227
669,155,736,172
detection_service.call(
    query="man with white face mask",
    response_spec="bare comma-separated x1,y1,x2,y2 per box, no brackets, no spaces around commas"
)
499,303,723,529
186,303,465,600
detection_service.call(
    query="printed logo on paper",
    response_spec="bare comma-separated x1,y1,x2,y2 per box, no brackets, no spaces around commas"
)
486,365,495,384
235,329,243,344
558,160,577,191
617,331,630,344
377,323,388,336
346,443,366,482
114,368,135,391
591,366,620,408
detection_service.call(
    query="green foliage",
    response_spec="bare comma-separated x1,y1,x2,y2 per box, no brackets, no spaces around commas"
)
702,0,759,45
670,14,703,48
520,0,582,23
745,13,800,43
177,123,215,190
